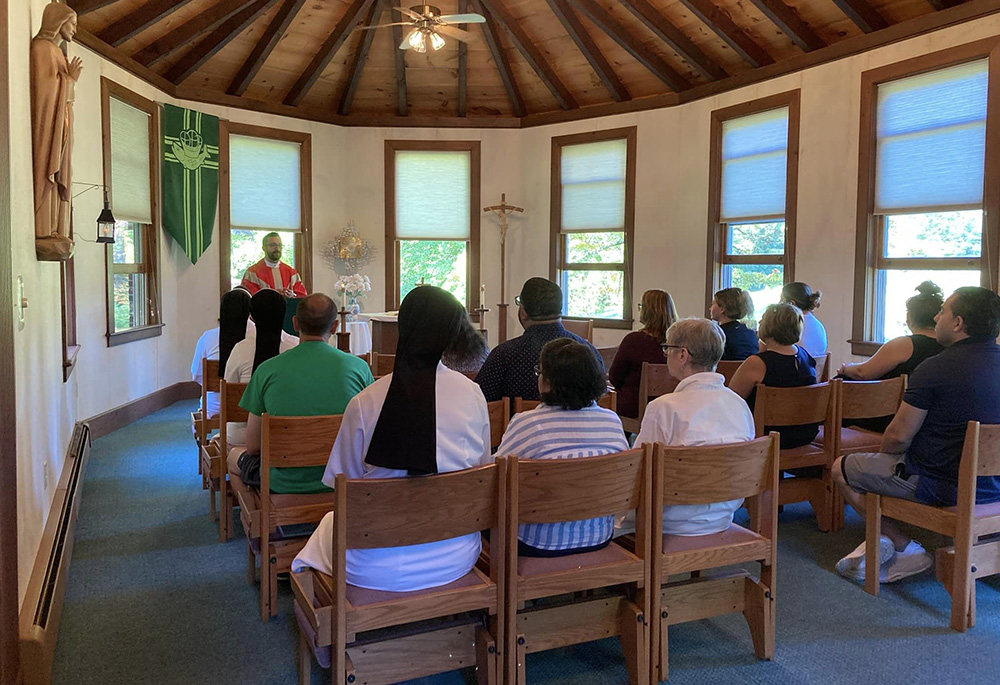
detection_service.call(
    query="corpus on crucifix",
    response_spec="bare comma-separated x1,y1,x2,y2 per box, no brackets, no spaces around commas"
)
483,193,523,343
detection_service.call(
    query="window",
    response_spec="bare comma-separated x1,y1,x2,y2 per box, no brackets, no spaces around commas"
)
61,257,78,382
220,123,311,296
550,128,636,329
707,92,799,317
101,78,161,346
853,42,1000,353
385,141,481,311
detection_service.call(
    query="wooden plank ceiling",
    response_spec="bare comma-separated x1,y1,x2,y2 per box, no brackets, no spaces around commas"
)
68,0,990,127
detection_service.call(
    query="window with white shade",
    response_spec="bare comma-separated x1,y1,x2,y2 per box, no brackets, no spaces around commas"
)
101,78,161,345
708,93,799,317
386,142,480,311
221,125,311,295
551,128,635,327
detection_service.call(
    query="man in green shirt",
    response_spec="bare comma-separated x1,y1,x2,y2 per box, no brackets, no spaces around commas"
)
239,293,374,493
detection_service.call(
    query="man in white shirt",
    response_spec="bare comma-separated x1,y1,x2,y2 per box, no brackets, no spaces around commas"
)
635,318,755,536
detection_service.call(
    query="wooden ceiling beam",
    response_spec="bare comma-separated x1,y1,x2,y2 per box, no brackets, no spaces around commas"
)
620,0,728,81
471,0,526,117
67,0,123,15
926,0,964,9
98,0,197,47
458,0,468,116
131,0,248,67
390,15,408,116
336,0,382,115
567,0,691,92
283,0,375,107
677,0,774,68
228,0,307,96
748,0,826,52
546,0,630,101
163,0,279,85
830,0,889,33
478,0,577,110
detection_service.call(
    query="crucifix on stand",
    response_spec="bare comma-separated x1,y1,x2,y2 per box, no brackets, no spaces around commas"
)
483,193,523,343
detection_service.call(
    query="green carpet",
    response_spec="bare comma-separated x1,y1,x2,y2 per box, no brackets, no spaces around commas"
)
52,400,1000,684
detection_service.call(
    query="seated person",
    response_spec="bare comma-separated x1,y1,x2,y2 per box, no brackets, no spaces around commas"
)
496,338,628,557
833,287,1000,584
477,277,604,404
441,310,490,375
190,287,251,420
730,303,818,450
292,286,491,592
223,290,298,446
609,289,678,419
781,282,827,357
235,293,374,494
709,287,758,361
634,318,754,535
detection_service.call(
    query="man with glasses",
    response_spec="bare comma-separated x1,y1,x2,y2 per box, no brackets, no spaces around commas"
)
240,232,307,297
476,277,603,405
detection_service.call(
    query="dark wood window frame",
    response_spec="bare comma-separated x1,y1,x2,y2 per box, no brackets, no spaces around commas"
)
550,126,636,331
219,122,313,298
851,37,1000,356
100,77,163,347
705,90,800,310
384,140,482,315
61,255,78,381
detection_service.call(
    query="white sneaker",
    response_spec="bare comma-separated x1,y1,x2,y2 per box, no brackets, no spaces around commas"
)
882,541,933,583
836,536,896,581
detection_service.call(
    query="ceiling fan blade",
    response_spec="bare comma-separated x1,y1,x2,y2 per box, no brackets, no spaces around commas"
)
435,25,477,42
357,22,413,30
438,13,486,23
391,6,424,20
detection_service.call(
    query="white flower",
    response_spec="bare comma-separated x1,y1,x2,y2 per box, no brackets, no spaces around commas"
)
335,273,372,299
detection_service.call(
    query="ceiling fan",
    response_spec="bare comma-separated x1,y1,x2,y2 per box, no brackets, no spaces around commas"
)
358,5,485,53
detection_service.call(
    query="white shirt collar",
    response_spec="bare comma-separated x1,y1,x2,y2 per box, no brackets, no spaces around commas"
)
264,259,279,268
674,371,726,393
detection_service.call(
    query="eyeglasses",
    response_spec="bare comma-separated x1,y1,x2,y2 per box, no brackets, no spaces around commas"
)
637,303,644,311
515,295,522,306
533,364,540,377
660,344,685,354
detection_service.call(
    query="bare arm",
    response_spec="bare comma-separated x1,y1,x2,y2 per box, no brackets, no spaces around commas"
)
839,336,912,381
246,413,261,454
729,356,766,400
880,401,928,455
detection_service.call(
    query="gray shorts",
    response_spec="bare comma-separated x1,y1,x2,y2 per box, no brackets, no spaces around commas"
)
841,452,920,502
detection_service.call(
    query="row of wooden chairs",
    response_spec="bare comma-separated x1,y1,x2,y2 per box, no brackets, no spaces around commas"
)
292,435,779,685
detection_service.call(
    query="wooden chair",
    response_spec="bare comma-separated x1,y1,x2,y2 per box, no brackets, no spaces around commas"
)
504,447,652,685
865,421,1000,631
216,379,248,542
230,414,341,621
717,352,830,388
488,399,511,451
650,435,779,682
562,318,594,342
752,381,839,531
355,352,371,366
814,352,832,382
371,352,395,377
193,358,221,477
716,360,742,386
512,390,617,415
292,461,506,685
597,345,619,377
621,363,679,435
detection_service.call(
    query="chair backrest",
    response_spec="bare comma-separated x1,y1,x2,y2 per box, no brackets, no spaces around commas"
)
656,435,779,507
202,358,221,397
512,391,616,416
488,399,510,450
355,352,371,366
637,363,679,422
371,352,395,376
839,377,906,421
562,318,594,343
218,380,249,450
715,360,742,386
336,462,505,549
752,381,834,438
597,345,618,376
261,414,342,468
960,422,1000,478
814,352,832,382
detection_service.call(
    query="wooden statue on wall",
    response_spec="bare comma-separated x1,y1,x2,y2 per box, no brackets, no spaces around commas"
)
31,2,82,262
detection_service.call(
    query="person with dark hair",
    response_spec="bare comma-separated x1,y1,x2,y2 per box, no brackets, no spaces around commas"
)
781,281,827,356
476,277,604,404
233,293,374,493
833,286,1000,585
239,231,307,297
441,312,490,375
609,289,679,419
190,288,253,419
495,338,628,557
292,287,490,591
710,287,758,361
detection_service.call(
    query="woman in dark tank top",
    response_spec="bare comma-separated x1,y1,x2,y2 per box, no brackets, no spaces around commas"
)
710,287,759,361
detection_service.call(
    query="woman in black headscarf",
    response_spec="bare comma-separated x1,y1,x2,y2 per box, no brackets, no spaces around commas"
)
216,287,252,379
292,286,492,592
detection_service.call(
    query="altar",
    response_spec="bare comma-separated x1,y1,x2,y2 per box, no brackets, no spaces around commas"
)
364,314,398,355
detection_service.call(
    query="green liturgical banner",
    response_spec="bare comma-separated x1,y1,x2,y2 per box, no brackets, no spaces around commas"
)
162,104,219,264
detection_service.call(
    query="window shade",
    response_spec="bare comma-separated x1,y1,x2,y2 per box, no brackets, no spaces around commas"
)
230,135,301,230
109,97,152,225
561,139,627,231
875,60,988,214
395,151,471,239
720,107,788,222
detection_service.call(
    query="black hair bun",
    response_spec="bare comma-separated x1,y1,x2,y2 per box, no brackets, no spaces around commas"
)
915,281,944,299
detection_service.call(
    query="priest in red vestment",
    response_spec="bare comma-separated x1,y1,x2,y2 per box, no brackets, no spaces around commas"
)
240,232,307,297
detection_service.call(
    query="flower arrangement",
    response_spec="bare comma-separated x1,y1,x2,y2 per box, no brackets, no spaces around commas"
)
335,273,372,299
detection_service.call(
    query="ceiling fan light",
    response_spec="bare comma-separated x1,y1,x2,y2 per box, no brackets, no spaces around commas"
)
429,31,446,51
407,27,427,52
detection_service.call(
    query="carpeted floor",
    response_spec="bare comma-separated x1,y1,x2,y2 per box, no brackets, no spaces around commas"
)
52,400,1000,684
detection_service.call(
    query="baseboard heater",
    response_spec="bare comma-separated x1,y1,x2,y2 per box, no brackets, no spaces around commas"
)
19,422,91,685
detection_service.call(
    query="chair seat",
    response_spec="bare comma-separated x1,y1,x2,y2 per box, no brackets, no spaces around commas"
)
837,427,883,453
781,428,829,469
517,541,635,577
661,524,771,573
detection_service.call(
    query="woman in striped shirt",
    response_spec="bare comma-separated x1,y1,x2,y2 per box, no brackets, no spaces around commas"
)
495,338,628,557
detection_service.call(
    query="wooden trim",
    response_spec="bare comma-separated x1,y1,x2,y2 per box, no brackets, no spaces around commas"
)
851,37,1000,351
550,126,637,328
60,258,78,383
228,0,307,97
383,140,482,313
546,0,630,102
705,90,800,311
84,381,201,440
107,323,164,347
218,122,313,299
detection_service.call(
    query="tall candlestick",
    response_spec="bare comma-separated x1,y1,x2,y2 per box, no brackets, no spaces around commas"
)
341,289,347,310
